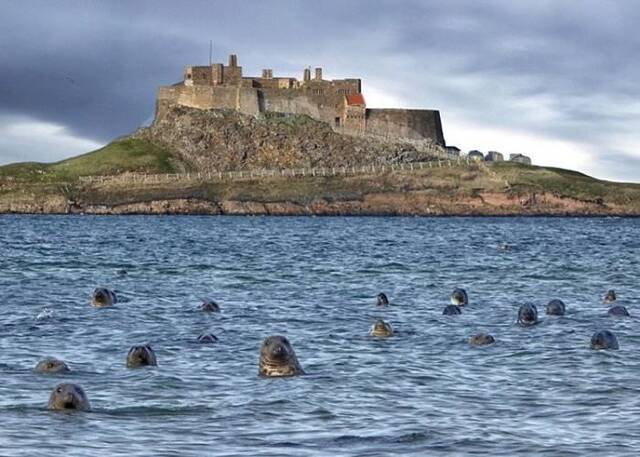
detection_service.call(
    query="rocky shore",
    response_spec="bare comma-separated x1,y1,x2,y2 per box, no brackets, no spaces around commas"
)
2,165,639,216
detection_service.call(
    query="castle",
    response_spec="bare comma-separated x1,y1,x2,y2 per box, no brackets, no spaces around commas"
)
156,54,446,145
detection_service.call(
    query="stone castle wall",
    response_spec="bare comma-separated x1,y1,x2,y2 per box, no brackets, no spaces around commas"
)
156,86,259,120
157,55,445,145
365,109,445,143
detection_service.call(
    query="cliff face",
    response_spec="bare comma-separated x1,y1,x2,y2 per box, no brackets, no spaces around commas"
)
134,106,443,172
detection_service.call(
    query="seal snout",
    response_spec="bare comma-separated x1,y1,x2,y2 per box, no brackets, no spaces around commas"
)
47,383,91,412
450,288,468,306
258,335,304,377
126,345,158,368
517,304,539,326
63,393,76,409
590,330,619,350
91,287,116,307
376,293,389,306
270,343,289,360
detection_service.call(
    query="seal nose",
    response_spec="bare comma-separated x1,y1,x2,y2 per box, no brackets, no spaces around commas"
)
63,393,75,407
271,345,287,359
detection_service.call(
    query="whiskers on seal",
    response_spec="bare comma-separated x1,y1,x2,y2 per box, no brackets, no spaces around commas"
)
91,288,117,307
258,336,305,377
126,345,157,368
47,383,91,412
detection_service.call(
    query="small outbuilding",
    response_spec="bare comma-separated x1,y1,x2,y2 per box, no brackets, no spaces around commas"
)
445,146,461,157
485,151,504,162
467,150,485,161
509,153,532,165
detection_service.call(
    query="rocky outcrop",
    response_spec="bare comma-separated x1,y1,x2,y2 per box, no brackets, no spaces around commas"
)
133,106,443,172
0,188,634,216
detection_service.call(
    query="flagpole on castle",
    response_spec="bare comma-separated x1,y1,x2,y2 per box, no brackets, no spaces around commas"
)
209,40,213,66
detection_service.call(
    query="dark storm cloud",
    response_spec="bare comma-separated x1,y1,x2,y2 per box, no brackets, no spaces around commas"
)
0,0,639,179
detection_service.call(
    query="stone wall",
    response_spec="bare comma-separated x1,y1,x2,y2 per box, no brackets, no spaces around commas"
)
156,86,259,120
365,109,445,145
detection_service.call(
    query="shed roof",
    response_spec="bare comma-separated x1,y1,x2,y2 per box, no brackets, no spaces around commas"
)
345,94,366,106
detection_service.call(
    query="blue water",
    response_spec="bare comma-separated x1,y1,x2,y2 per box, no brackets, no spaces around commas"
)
1,215,639,456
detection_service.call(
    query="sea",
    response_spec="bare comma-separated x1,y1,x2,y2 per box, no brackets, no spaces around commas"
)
0,215,639,456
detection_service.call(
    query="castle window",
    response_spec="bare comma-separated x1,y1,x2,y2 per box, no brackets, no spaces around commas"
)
334,117,341,127
186,74,192,79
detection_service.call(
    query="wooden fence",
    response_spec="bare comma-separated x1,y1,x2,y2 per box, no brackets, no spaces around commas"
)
78,157,475,185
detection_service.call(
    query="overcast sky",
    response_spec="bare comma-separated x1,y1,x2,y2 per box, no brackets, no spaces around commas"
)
1,0,639,181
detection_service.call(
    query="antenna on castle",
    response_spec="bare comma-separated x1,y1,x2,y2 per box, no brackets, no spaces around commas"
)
209,40,213,66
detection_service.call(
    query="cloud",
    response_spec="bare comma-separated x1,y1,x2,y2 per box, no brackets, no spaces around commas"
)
0,114,103,164
0,0,639,181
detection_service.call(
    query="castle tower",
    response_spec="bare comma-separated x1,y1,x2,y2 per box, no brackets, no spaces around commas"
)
315,68,322,80
228,54,238,67
303,68,311,82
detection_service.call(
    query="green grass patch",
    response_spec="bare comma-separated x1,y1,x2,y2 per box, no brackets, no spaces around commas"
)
0,138,179,183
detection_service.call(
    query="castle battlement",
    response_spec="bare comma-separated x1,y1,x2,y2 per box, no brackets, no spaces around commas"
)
156,54,445,145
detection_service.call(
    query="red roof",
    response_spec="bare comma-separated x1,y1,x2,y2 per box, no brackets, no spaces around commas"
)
345,94,365,106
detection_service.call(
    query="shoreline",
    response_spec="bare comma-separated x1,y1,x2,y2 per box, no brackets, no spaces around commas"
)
3,162,640,217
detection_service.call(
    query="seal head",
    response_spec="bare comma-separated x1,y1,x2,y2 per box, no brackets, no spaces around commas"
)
590,330,619,350
34,357,70,374
126,345,157,368
450,288,468,306
91,287,116,307
443,304,462,315
47,383,91,411
376,293,389,306
546,299,566,316
199,300,220,312
603,290,617,303
608,305,630,317
258,335,305,377
517,303,538,326
369,319,393,337
468,333,495,346
197,333,218,344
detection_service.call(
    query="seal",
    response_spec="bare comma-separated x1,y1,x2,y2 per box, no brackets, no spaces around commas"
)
608,305,630,317
91,287,117,307
442,305,462,315
468,333,495,346
126,345,157,368
199,300,220,312
499,243,512,252
590,330,619,350
517,303,538,326
34,357,70,374
197,333,218,344
376,293,389,306
546,299,566,316
450,288,468,306
603,290,617,303
369,319,393,337
258,335,305,377
47,383,91,411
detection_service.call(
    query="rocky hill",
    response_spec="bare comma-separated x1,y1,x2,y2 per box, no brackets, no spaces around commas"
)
132,106,444,172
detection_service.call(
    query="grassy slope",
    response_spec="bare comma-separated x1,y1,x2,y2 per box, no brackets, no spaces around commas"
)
489,162,640,205
0,138,178,182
